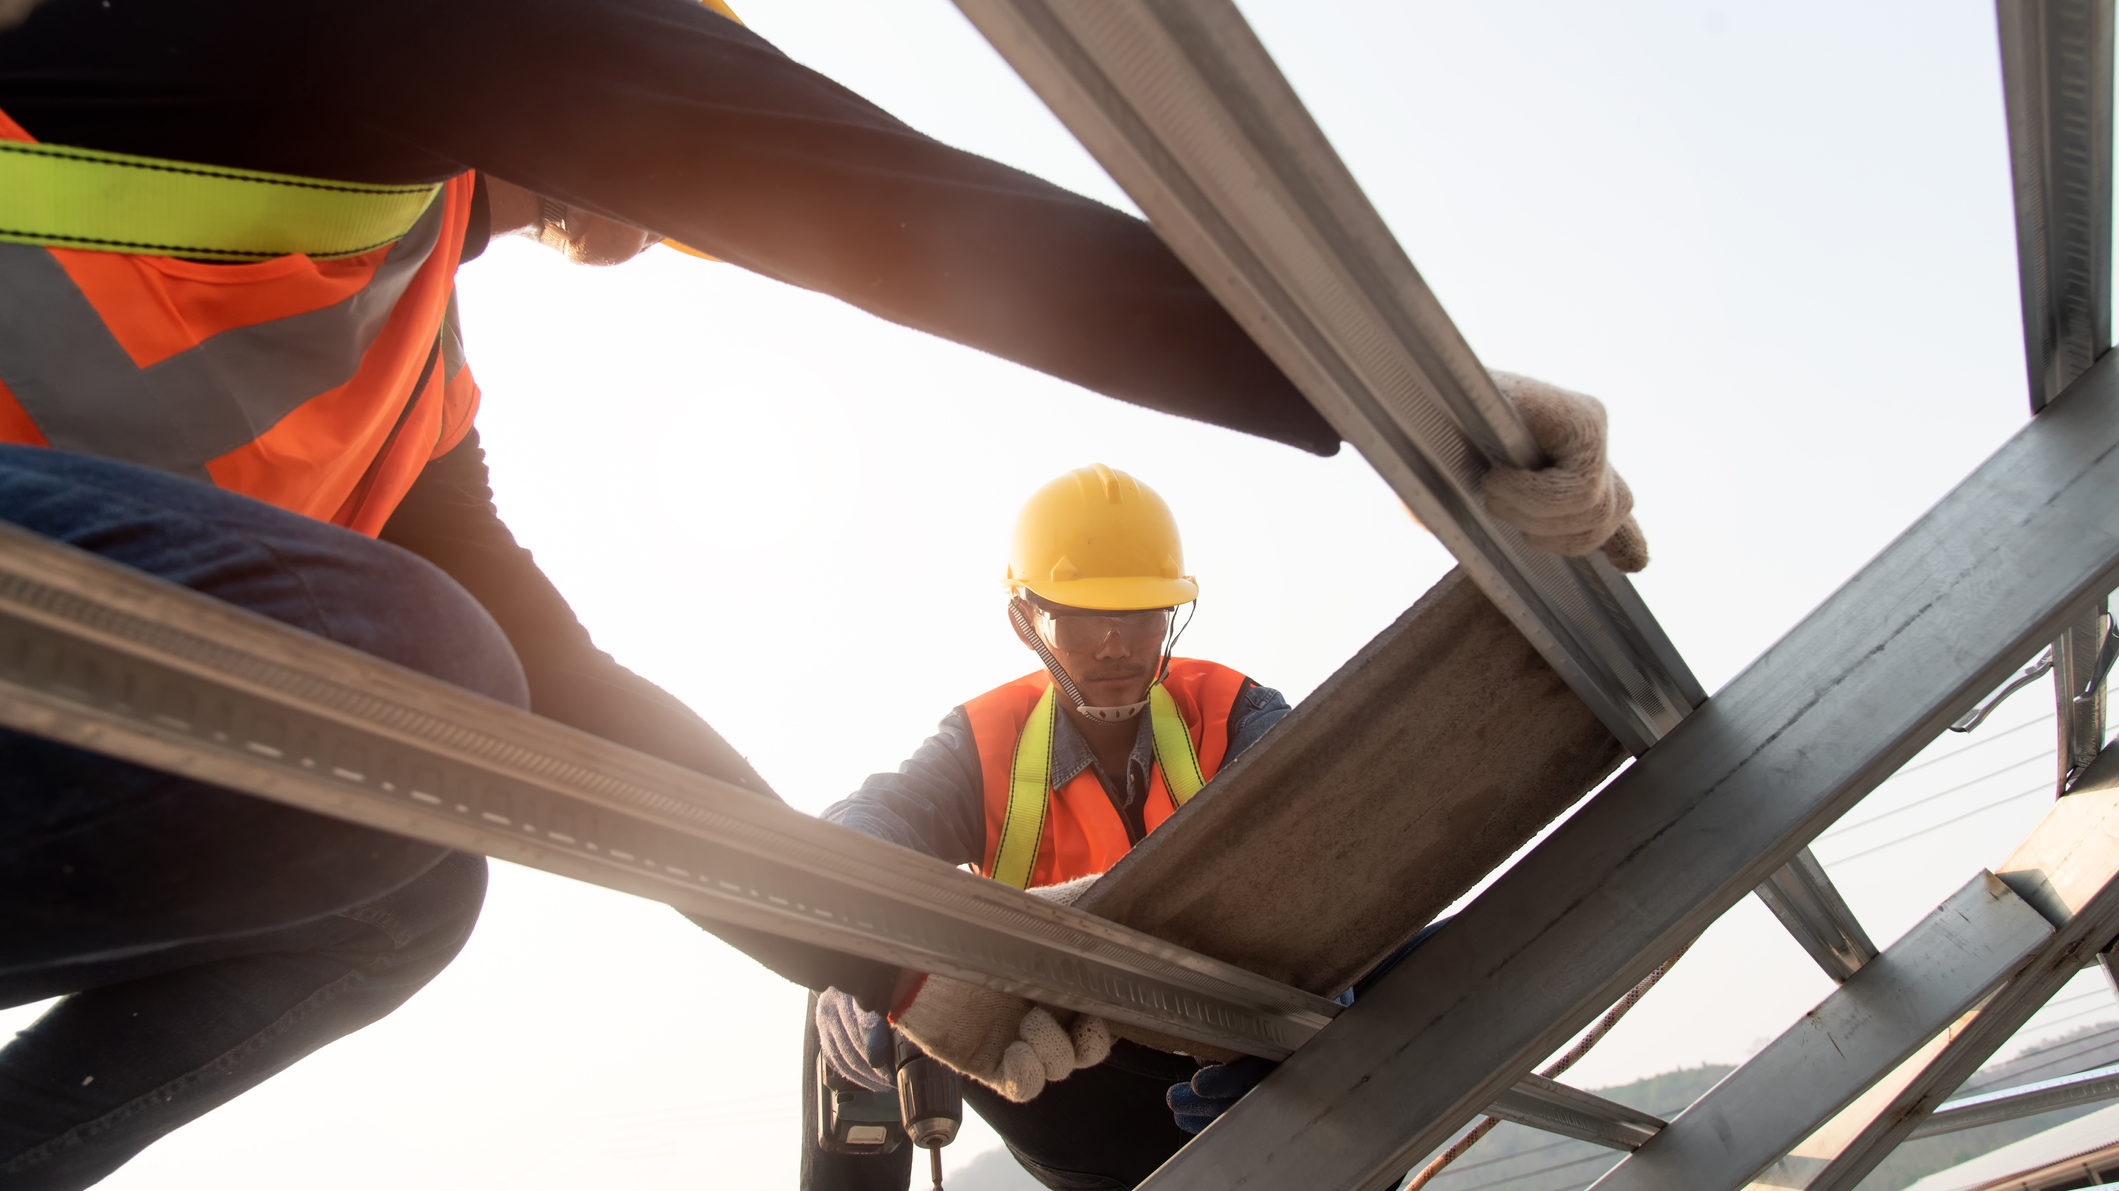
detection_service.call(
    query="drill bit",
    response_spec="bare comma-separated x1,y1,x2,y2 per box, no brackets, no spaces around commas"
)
930,1144,944,1189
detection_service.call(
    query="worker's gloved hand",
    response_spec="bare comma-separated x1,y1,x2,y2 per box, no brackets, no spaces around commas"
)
815,987,897,1093
1482,372,1649,572
1167,1056,1279,1134
891,978,1112,1103
889,876,1112,1103
1027,874,1098,907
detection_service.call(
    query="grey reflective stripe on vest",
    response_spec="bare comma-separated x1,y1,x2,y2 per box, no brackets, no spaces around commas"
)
439,291,467,383
0,196,445,481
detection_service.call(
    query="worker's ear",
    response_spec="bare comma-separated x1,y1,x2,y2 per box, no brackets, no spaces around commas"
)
1008,597,1043,652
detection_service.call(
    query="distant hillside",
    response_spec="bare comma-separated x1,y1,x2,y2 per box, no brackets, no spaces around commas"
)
1410,1023,2119,1191
939,1024,2119,1191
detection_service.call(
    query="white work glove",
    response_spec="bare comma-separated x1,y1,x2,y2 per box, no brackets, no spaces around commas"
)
1482,372,1649,572
890,876,1112,1103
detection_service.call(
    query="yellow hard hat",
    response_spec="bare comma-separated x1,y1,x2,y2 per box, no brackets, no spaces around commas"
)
1006,465,1198,610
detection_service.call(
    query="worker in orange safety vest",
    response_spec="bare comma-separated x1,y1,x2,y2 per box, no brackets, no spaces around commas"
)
806,464,1291,1191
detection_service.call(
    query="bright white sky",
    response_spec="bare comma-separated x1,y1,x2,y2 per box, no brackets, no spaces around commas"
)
11,0,2117,1186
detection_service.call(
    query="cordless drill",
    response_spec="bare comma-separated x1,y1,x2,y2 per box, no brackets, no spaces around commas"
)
895,1035,963,1189
814,1035,963,1186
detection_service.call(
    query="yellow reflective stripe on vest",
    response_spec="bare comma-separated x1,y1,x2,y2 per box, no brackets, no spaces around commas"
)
0,140,442,262
1149,685,1207,808
994,685,1059,890
992,684,1204,889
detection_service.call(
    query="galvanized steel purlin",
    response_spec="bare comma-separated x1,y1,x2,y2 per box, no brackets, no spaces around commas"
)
1485,1075,1667,1153
946,0,1702,755
1911,1059,2119,1138
0,523,1339,1059
1755,847,1881,983
1999,0,2117,799
2000,0,2114,412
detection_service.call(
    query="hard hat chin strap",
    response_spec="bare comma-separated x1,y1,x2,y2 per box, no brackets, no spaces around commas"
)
1007,601,1152,722
1074,698,1150,723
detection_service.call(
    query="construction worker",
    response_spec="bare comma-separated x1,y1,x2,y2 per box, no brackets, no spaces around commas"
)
0,0,1646,1183
804,464,1290,1190
807,433,1647,1190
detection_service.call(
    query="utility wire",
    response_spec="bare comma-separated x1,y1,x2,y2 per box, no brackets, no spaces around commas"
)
1423,1134,1577,1176
1820,753,2049,841
1898,716,2053,779
1442,1150,1614,1191
2022,1003,2119,1034
1822,781,2051,865
1960,1025,2119,1092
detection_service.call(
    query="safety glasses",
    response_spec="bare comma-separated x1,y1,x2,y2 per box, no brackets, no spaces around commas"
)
1034,605,1172,652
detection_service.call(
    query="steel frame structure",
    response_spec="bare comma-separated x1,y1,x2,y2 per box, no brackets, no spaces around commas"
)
2,1,2118,1189
936,0,2119,1188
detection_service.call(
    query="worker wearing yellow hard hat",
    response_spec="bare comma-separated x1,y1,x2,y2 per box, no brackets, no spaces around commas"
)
804,465,1289,1190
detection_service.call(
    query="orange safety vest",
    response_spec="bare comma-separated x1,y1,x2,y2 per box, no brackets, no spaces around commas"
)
0,108,480,536
964,658,1249,888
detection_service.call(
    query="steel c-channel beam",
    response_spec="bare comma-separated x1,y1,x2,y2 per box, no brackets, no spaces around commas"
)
0,522,1341,1060
946,0,1702,755
1910,1059,2119,1139
2000,0,2113,414
1999,0,2116,788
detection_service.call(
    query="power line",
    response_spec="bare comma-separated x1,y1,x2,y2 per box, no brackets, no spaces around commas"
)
1427,1134,1578,1176
1821,753,2050,841
1897,715,2053,779
1445,1150,1616,1191
1961,1026,2119,1091
1823,781,2051,865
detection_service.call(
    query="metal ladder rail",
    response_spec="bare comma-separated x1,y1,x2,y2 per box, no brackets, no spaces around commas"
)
946,0,1878,999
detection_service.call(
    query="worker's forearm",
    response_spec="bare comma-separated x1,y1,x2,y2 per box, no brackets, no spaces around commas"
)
0,0,1336,454
388,0,1336,453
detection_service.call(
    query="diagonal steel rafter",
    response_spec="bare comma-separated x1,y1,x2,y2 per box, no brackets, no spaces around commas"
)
1133,343,2119,1188
949,0,1874,1000
947,0,1701,755
0,522,1343,1060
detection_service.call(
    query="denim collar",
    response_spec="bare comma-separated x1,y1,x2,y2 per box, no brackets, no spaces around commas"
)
1049,701,1159,808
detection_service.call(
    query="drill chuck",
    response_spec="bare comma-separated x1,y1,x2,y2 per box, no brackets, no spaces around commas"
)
895,1037,964,1149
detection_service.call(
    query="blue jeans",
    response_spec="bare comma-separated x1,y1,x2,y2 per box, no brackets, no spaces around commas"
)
0,447,528,1190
